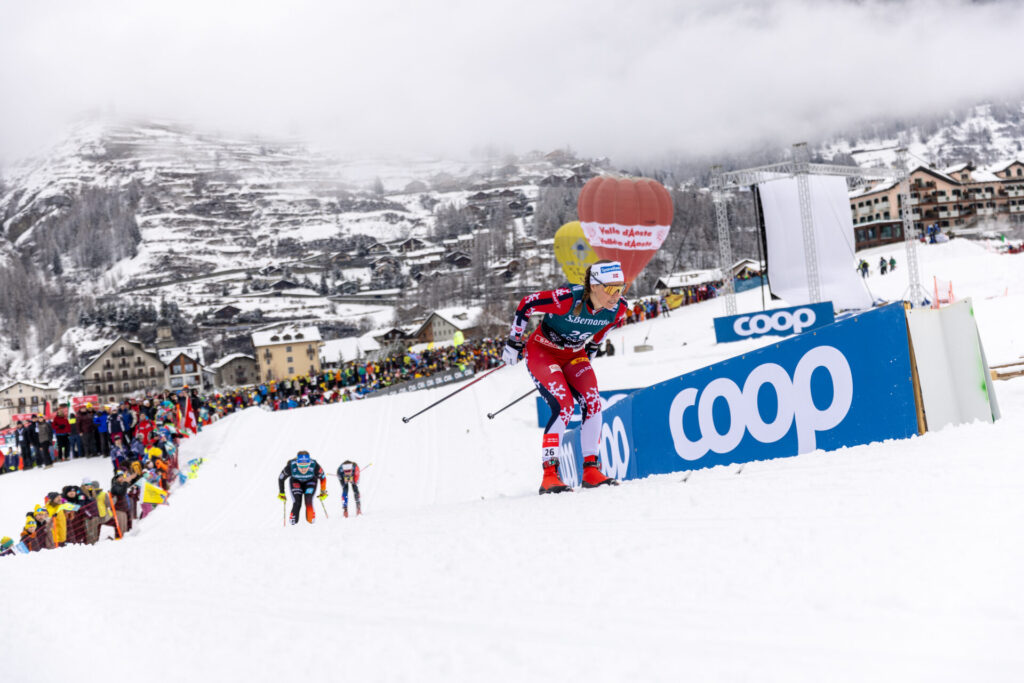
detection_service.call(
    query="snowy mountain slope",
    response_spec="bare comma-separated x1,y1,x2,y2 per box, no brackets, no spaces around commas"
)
825,102,1024,169
2,241,1023,681
0,120,593,385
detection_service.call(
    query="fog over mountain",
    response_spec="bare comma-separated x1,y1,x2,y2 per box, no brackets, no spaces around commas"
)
2,0,1024,165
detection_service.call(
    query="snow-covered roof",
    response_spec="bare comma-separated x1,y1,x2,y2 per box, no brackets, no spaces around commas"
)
251,326,322,348
985,159,1023,173
0,380,59,394
208,353,254,370
849,179,898,200
420,306,483,332
320,334,382,364
79,336,156,373
656,270,723,288
974,159,1023,181
157,344,205,365
913,165,959,185
970,169,1002,182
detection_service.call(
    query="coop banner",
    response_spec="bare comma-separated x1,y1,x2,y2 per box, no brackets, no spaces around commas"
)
556,393,637,489
713,302,834,343
563,303,918,481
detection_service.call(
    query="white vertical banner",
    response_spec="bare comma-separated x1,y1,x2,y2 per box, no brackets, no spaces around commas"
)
758,175,872,310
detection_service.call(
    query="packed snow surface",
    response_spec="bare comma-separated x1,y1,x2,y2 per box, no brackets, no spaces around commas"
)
2,240,1023,682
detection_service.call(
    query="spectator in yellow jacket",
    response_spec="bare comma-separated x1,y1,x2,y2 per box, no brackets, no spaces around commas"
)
44,492,68,547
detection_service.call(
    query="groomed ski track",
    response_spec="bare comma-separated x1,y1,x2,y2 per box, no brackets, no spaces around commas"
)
2,240,1024,682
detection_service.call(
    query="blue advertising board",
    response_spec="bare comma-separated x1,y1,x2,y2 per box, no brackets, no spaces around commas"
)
561,302,918,482
713,301,835,343
556,392,637,489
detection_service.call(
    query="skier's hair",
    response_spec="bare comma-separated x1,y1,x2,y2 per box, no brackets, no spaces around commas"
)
577,259,615,314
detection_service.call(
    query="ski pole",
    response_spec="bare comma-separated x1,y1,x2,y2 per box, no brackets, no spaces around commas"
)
401,364,505,423
487,388,537,420
282,498,286,527
319,496,330,519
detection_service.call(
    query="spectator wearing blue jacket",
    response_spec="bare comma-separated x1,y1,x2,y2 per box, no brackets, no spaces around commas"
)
93,407,111,458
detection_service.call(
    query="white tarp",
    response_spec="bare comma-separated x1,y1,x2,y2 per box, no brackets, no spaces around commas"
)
906,298,1000,431
758,175,872,310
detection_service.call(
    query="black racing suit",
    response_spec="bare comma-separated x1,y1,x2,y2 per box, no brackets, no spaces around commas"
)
337,460,361,514
279,459,326,523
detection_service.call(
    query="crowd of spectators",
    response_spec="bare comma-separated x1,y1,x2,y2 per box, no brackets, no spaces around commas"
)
219,338,506,412
2,299,698,555
1,404,191,556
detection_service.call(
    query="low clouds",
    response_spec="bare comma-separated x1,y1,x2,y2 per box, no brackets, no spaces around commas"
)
1,0,1022,163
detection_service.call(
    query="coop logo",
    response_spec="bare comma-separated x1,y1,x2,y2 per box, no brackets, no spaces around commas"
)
713,302,834,344
599,416,630,480
668,346,853,461
734,308,816,337
559,442,580,488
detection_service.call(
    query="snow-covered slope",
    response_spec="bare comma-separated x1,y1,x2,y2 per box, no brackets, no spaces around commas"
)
2,240,1023,681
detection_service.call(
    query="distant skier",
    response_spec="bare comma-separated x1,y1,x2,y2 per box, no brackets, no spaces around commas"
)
889,256,896,272
337,460,361,517
503,260,626,494
879,256,888,275
278,450,327,525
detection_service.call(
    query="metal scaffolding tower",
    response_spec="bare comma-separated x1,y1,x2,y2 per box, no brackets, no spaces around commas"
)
711,144,927,314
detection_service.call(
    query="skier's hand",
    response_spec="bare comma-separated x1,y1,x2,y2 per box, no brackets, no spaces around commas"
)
277,492,286,501
318,491,328,501
585,341,599,360
502,338,524,367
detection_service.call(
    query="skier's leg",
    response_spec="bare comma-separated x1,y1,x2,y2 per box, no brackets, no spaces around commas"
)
304,487,315,523
526,341,575,494
289,486,302,524
353,483,361,514
341,481,349,517
565,357,616,488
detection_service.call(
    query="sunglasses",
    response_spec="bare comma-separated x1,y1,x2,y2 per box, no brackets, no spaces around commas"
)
601,285,624,295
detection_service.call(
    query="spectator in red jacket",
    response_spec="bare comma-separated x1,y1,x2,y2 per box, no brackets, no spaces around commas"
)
52,407,71,462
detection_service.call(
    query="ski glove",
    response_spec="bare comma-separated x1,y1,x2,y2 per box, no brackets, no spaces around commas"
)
585,341,600,360
277,492,286,501
318,491,328,501
502,338,525,367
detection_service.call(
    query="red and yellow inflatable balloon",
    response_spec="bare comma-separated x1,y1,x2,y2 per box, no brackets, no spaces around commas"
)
576,176,673,285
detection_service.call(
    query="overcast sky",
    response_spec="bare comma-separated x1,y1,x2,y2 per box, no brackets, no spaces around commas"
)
1,0,1023,165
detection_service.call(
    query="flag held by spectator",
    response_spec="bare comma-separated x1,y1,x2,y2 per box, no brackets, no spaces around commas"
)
141,481,169,505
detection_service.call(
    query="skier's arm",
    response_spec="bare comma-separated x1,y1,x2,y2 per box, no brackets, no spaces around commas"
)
590,299,628,346
509,288,576,340
317,464,327,492
354,465,360,484
278,464,290,494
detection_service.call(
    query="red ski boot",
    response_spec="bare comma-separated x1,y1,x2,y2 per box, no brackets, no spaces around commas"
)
539,456,572,495
343,507,349,518
581,455,618,488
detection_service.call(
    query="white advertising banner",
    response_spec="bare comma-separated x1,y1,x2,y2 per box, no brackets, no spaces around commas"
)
905,298,1000,430
758,175,872,311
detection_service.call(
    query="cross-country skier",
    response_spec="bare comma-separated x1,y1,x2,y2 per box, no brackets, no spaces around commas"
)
503,260,627,494
336,460,361,517
278,450,327,524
